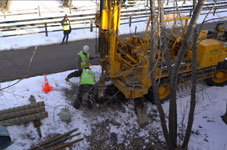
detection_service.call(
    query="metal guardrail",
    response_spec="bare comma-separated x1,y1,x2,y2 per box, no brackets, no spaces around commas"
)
0,1,226,38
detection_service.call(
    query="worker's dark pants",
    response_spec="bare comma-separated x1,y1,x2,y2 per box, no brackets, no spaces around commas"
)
62,30,70,44
73,84,94,109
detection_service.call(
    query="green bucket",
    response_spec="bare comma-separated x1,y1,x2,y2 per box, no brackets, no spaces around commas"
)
0,126,11,150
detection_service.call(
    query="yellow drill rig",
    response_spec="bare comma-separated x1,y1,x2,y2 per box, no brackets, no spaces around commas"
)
95,0,227,125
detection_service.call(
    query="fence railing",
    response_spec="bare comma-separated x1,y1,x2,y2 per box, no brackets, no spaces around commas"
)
0,1,226,38
0,1,140,19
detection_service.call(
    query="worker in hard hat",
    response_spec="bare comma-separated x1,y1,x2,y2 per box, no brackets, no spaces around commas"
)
77,45,90,69
61,14,71,44
65,67,95,109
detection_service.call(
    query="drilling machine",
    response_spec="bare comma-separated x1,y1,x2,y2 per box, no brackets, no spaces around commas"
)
95,0,227,126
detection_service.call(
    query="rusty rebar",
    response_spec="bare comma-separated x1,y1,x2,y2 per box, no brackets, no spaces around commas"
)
35,133,81,150
52,138,84,150
30,128,78,150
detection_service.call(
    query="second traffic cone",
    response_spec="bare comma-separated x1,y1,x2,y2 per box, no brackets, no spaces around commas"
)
42,73,53,93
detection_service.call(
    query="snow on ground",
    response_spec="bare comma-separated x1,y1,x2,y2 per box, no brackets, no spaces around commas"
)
174,86,227,150
1,66,227,150
0,66,160,149
0,0,227,150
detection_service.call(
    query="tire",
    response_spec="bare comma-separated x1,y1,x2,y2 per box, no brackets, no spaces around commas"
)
206,61,227,86
145,78,170,104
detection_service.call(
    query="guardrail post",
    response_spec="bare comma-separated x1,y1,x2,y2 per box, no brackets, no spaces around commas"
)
45,23,48,37
189,10,192,17
90,19,93,32
213,7,216,16
38,6,41,17
135,26,137,35
129,15,132,27
69,8,71,14
0,70,1,95
0,84,1,96
3,11,6,19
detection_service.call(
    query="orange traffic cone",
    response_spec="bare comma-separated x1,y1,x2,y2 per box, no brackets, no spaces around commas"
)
42,73,53,93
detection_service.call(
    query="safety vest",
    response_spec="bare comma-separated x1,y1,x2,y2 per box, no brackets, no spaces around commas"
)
62,20,70,31
77,50,89,69
80,69,95,85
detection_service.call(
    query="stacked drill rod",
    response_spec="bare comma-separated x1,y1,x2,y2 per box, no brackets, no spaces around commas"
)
30,128,84,150
0,101,48,126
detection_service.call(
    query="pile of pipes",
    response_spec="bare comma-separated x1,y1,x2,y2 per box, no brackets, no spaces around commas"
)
30,128,84,150
0,101,48,126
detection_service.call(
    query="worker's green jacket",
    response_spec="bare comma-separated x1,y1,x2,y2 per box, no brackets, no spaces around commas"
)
80,69,95,85
77,50,89,69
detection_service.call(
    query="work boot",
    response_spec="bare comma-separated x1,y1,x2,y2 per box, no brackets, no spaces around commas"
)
221,114,227,124
73,100,81,109
87,100,93,109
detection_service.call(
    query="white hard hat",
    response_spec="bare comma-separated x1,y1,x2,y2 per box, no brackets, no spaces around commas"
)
83,45,90,54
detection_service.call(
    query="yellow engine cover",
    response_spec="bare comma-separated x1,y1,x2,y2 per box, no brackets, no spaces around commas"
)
197,39,224,68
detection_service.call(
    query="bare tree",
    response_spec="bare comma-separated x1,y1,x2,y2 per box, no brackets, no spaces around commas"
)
182,29,198,149
0,0,12,11
149,0,173,149
63,0,72,7
149,0,207,149
158,0,172,74
193,0,197,10
169,0,206,148
181,0,219,147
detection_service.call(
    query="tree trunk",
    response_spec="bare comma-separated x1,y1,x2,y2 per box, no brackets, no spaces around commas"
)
182,29,198,149
158,0,172,76
5,0,12,11
150,0,173,149
193,0,197,10
0,0,12,11
169,0,206,148
63,0,72,7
